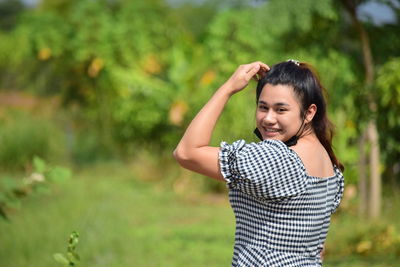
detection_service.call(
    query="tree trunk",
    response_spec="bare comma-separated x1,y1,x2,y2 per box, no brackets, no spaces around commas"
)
368,121,381,219
358,131,367,217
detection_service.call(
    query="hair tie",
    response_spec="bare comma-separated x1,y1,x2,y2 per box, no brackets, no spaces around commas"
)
287,59,300,66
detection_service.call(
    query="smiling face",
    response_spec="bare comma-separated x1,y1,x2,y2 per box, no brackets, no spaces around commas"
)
256,84,304,142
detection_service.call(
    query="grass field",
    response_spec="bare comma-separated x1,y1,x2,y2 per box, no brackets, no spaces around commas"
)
1,162,399,266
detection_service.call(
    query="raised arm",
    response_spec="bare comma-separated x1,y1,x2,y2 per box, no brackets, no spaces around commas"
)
173,62,269,180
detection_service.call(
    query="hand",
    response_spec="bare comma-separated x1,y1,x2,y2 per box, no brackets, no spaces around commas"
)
224,61,269,95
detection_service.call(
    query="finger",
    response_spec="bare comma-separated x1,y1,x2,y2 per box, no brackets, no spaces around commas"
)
257,61,270,70
242,63,259,73
258,62,270,79
246,64,261,81
256,61,270,71
257,68,268,79
244,61,270,74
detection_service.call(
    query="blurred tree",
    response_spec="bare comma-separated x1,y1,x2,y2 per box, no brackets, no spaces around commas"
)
204,0,358,161
0,0,399,196
1,0,197,153
376,57,400,188
339,0,393,219
0,0,24,31
196,0,361,192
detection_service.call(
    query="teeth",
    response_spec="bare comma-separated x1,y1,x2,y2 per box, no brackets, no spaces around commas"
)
265,129,279,132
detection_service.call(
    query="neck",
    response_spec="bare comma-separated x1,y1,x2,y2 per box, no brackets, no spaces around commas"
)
297,130,318,144
284,124,315,147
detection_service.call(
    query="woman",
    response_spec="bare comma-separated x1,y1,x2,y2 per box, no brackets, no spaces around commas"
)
173,60,344,266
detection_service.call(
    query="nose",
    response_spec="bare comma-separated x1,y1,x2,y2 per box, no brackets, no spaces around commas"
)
263,110,277,125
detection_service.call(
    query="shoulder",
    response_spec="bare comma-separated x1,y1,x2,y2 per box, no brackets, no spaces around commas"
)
330,165,345,213
220,139,293,157
219,139,309,201
219,139,305,177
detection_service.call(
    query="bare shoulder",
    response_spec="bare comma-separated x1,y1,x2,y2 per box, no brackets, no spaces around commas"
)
291,136,335,178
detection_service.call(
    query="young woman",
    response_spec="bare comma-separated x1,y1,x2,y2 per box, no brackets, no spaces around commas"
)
173,60,344,266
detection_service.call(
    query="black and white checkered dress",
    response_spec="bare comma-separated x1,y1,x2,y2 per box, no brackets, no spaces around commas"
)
219,139,344,267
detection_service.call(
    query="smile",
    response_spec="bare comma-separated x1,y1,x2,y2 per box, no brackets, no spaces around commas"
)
263,127,281,132
262,127,281,137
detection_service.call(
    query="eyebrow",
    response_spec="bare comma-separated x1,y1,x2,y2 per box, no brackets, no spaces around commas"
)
258,100,290,107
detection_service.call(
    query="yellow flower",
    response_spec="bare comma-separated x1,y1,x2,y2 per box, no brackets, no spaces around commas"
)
38,48,51,61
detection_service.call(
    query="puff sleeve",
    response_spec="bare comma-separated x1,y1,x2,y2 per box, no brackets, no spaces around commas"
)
219,139,309,202
331,170,345,214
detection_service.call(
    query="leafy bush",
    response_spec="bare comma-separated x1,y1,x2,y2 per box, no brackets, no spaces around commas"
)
54,231,80,266
0,112,65,170
0,156,71,220
70,128,116,165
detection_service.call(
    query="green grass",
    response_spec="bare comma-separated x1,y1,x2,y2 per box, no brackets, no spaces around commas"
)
0,163,234,267
1,162,400,266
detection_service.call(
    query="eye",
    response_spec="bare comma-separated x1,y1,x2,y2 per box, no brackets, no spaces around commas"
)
258,105,268,110
277,107,287,113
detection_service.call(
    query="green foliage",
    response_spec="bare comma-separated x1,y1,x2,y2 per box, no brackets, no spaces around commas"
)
110,68,174,143
54,231,80,266
327,217,400,261
377,57,400,128
0,156,71,220
0,1,400,265
0,175,21,219
1,164,400,266
376,57,400,179
331,107,359,183
70,127,116,165
0,0,399,187
0,0,24,32
203,0,361,187
0,164,235,266
2,0,191,149
0,112,65,170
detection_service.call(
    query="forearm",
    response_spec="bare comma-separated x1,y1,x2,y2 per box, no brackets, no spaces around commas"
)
173,61,268,179
175,83,232,154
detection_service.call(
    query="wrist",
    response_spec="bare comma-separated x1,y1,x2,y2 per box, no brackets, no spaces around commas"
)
219,81,236,97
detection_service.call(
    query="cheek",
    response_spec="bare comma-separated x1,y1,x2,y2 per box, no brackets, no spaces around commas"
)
290,114,303,128
281,112,301,126
255,111,264,123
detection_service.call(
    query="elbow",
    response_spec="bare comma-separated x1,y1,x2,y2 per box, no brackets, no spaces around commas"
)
172,148,181,162
173,147,192,168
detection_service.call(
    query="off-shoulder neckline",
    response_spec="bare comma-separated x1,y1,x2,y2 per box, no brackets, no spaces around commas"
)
261,139,338,180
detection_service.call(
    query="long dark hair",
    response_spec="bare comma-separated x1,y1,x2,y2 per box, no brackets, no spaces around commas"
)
256,61,344,171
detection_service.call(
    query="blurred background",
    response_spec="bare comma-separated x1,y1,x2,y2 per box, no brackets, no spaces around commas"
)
0,0,399,266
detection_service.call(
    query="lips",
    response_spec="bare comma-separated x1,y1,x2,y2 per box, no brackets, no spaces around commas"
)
262,127,281,137
264,128,280,132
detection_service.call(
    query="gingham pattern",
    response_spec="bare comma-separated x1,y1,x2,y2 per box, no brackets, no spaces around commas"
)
219,139,344,267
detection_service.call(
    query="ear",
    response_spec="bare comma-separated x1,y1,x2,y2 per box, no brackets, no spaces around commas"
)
304,104,317,123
